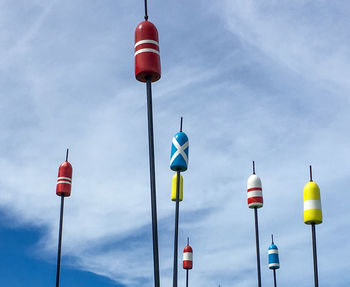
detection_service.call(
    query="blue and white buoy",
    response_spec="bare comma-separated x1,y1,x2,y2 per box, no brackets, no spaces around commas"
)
268,235,280,287
170,131,189,172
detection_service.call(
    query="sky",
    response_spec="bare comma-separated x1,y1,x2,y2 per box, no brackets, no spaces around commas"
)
0,0,349,286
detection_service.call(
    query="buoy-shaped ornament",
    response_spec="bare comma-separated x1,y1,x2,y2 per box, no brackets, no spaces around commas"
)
268,243,280,270
56,160,73,197
183,244,193,269
172,173,183,201
135,20,161,82
170,131,189,172
247,172,263,209
303,179,322,225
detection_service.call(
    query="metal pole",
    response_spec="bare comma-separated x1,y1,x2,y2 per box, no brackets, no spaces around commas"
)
254,207,262,287
273,269,277,287
56,195,65,287
311,223,319,287
186,269,189,287
172,170,181,287
146,78,160,287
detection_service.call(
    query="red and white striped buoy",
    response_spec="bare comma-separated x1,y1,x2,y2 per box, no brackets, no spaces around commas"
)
183,244,193,269
135,21,161,82
56,160,72,197
247,173,263,209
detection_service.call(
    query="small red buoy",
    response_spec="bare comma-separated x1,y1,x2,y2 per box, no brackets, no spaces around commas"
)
183,244,193,269
56,161,72,197
135,21,161,82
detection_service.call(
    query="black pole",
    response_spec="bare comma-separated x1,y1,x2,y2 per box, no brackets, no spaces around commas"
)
311,223,319,287
56,195,65,287
254,207,262,287
273,269,277,287
172,170,181,287
146,78,160,287
144,0,148,20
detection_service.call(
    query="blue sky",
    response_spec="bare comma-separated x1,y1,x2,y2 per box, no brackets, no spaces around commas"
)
0,0,350,286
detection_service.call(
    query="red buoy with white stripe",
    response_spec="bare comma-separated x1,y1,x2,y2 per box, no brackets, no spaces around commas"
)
183,244,193,269
56,160,72,197
135,21,161,82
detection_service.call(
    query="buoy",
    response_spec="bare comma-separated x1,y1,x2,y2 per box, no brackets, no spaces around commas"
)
183,238,193,287
55,149,72,287
268,243,280,269
135,21,161,82
56,161,73,197
172,173,183,201
248,161,262,287
268,235,279,287
247,173,263,209
303,181,322,225
183,244,193,270
135,1,162,287
170,131,189,172
304,165,322,287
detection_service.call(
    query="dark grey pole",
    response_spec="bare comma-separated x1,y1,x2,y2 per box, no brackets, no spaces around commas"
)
146,78,160,287
311,223,319,287
55,195,65,287
186,269,189,287
273,269,277,287
254,207,262,287
172,170,181,287
172,118,183,287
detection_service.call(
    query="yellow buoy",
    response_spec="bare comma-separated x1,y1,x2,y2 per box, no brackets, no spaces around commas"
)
171,173,183,201
303,181,322,224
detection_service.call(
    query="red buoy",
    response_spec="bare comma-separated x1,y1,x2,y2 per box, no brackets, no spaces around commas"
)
135,21,161,82
56,161,72,197
183,244,193,269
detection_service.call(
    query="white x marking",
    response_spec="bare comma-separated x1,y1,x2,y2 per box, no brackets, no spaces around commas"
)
170,138,189,166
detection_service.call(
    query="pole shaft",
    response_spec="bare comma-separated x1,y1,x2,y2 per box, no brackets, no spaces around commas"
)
254,207,262,287
273,269,277,287
56,196,65,287
311,223,319,287
172,170,181,287
186,269,189,287
146,79,160,287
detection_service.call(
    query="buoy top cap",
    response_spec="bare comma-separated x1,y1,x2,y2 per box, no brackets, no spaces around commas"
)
247,174,262,189
269,243,278,250
59,160,72,169
135,20,159,43
183,245,193,253
303,181,320,200
174,131,188,142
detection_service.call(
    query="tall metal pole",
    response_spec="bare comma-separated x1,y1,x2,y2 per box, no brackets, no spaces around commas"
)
311,223,319,287
172,118,183,287
273,269,277,287
146,78,160,287
56,195,65,287
254,207,262,287
185,269,189,287
172,170,181,287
